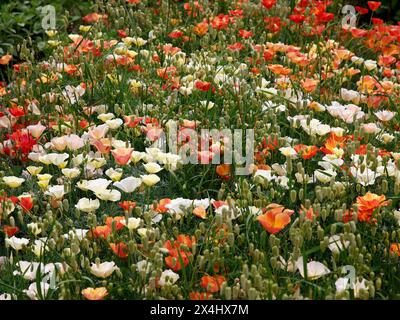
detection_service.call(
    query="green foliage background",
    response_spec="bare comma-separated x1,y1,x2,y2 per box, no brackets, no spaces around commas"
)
0,0,91,58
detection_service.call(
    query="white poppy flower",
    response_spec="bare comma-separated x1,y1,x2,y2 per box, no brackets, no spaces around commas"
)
90,261,119,278
113,177,142,193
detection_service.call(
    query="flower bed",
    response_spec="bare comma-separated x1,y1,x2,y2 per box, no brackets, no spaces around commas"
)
0,0,400,300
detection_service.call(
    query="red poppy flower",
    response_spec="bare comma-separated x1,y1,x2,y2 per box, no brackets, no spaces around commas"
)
367,1,381,12
3,225,19,237
195,80,212,92
355,6,369,15
19,197,33,212
262,0,276,9
289,14,306,24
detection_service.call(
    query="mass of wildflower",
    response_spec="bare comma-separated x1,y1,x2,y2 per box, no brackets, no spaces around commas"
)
0,0,400,300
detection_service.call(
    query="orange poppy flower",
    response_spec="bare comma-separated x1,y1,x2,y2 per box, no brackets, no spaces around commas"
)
299,205,318,221
320,133,347,155
153,198,171,213
193,22,208,36
389,243,400,256
189,292,213,300
257,204,294,234
105,216,126,231
200,275,226,293
110,242,129,258
92,225,112,239
356,192,389,222
216,164,231,179
82,287,108,300
294,144,319,159
119,200,137,212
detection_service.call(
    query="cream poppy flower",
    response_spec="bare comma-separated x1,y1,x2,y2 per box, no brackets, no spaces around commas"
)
90,261,119,278
141,174,160,187
61,168,80,179
26,166,43,176
121,217,141,230
2,176,25,188
159,269,180,286
105,168,124,181
95,189,121,202
6,236,30,251
75,198,100,213
143,162,163,174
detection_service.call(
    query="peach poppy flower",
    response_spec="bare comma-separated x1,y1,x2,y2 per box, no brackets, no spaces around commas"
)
301,79,319,93
0,54,12,65
257,204,294,234
82,287,108,300
111,147,133,165
267,64,291,76
193,206,207,219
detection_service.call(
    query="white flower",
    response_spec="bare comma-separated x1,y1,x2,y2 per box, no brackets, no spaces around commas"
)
296,258,330,280
314,169,337,184
165,198,193,215
137,260,152,274
27,222,42,236
375,110,395,122
61,168,80,179
336,277,368,298
159,269,180,286
279,147,298,158
350,167,380,186
328,235,350,254
24,282,50,300
362,123,381,134
45,185,67,200
141,174,160,187
90,261,119,278
75,198,100,213
0,293,12,300
106,118,123,129
113,177,142,193
32,239,50,257
95,189,121,202
364,59,377,71
254,169,274,181
6,236,30,251
85,178,112,193
64,229,89,241
14,261,44,280
143,162,163,174
121,217,141,230
2,176,25,188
